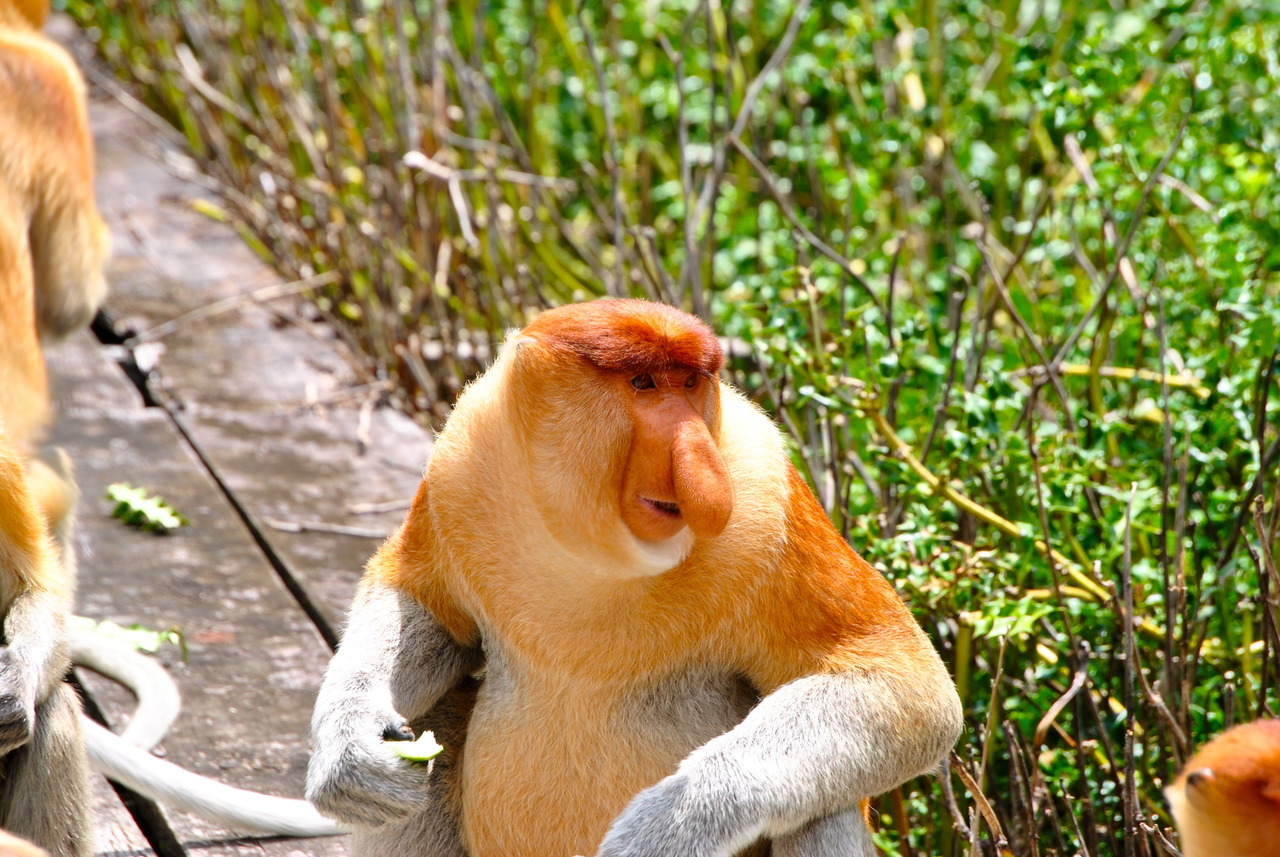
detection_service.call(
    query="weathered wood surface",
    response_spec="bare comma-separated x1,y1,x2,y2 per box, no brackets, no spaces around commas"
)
88,774,155,857
49,329,348,857
36,16,436,857
87,85,430,640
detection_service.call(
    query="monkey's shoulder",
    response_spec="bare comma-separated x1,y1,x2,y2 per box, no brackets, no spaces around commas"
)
0,30,87,147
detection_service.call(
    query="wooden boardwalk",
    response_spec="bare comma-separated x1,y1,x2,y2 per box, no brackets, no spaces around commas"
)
42,21,433,857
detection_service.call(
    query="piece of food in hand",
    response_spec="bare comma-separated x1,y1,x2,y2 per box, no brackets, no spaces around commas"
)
388,731,443,762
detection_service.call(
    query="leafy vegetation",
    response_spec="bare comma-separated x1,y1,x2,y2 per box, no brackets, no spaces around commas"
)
106,482,190,533
70,0,1279,853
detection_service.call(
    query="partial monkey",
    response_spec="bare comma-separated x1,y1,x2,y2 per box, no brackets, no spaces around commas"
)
0,0,109,526
1,3,106,852
0,433,92,857
1166,718,1280,857
1,2,340,844
308,299,964,857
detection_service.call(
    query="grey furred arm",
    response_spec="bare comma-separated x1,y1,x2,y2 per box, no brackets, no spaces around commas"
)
596,668,962,857
306,582,479,828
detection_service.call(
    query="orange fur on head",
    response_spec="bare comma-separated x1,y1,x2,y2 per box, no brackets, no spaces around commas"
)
524,299,732,547
1166,719,1280,857
523,299,724,378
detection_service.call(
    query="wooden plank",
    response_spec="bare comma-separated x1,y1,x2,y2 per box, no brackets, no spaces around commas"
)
89,774,156,857
46,330,350,857
86,90,430,639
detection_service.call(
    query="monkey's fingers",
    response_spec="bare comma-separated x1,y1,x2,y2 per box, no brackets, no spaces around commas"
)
0,712,34,755
381,720,415,742
0,670,34,754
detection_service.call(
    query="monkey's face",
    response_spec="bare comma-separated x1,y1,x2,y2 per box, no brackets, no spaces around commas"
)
1165,720,1280,857
502,300,735,577
615,368,731,543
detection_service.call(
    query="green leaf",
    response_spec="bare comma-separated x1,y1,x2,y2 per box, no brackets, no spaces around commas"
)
70,616,185,657
106,483,190,533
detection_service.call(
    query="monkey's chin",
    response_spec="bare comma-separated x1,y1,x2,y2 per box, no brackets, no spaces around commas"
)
622,528,695,577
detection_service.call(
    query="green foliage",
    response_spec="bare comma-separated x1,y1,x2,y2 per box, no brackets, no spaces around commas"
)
73,0,1280,853
106,483,190,533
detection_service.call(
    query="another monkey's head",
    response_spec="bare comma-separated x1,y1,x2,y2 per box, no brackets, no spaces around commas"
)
1165,719,1280,857
489,299,733,576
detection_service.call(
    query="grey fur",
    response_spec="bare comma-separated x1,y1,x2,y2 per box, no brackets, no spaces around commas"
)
771,809,876,857
595,669,962,857
0,590,72,753
0,582,89,857
306,583,481,831
83,719,344,838
0,683,91,857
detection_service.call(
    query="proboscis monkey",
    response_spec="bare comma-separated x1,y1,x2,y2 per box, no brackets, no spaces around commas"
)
1165,719,1280,857
307,299,964,857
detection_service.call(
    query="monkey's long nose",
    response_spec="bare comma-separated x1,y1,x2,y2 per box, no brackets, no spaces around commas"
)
671,420,732,539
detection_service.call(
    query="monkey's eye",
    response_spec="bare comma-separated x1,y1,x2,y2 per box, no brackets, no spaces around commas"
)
684,375,698,389
1185,769,1214,790
630,374,655,390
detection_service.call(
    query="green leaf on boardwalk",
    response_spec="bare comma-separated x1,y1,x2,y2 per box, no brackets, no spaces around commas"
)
389,732,444,763
70,616,186,659
106,483,190,533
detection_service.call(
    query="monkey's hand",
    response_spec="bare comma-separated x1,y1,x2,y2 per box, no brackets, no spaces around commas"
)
593,767,755,857
0,647,37,756
306,703,431,828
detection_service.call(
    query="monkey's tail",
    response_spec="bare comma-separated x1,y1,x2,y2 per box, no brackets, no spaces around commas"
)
70,633,346,839
70,632,180,752
81,720,347,838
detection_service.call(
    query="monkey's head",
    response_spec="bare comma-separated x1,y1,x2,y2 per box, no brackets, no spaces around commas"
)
479,299,734,576
1165,718,1280,857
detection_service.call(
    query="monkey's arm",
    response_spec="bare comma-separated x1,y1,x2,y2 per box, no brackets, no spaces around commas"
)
0,585,72,756
596,658,961,857
306,579,480,828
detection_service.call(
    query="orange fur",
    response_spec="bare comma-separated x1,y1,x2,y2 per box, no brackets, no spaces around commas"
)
1166,719,1280,857
0,0,44,31
0,7,99,852
363,299,952,857
0,829,51,857
0,435,60,602
0,0,108,522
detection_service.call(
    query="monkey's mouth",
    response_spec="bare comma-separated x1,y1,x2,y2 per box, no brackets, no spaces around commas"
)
642,497,682,517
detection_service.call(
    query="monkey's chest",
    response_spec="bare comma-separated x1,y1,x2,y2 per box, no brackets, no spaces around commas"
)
458,659,756,857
